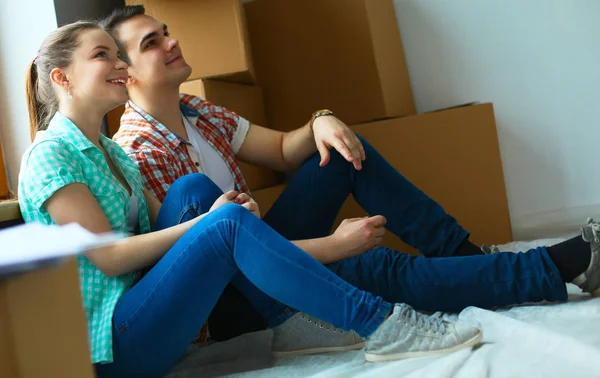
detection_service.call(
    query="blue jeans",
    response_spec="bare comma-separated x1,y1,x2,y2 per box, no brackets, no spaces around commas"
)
95,201,390,377
156,135,567,326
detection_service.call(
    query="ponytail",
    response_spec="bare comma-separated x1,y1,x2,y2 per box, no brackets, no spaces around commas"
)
25,60,40,141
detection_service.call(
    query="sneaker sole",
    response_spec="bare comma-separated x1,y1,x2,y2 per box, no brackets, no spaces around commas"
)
273,341,366,358
364,331,483,363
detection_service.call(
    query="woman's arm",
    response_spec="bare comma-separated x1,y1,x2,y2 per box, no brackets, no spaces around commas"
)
45,184,238,277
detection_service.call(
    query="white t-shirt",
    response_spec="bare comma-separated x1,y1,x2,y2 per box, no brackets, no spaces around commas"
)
182,114,250,192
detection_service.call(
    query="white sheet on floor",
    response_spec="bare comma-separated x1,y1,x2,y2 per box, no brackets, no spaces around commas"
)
166,239,600,378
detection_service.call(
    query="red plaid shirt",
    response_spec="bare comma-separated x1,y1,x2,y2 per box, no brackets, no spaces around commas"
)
113,94,251,344
114,94,251,202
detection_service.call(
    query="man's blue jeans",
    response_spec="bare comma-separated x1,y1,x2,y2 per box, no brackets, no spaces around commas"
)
155,135,567,327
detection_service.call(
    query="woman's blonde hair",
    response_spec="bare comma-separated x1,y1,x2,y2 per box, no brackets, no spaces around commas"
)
25,21,101,141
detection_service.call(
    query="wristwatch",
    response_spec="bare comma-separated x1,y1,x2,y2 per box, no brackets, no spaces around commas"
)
309,109,334,130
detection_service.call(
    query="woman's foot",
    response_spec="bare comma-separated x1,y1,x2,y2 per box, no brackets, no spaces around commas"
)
364,303,482,362
271,312,365,357
572,219,600,296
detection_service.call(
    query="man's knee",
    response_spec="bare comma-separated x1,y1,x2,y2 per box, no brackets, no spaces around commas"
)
171,173,223,211
172,173,218,192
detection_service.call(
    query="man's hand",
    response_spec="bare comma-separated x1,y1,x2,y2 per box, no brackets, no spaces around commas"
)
312,116,366,170
234,193,261,219
209,190,239,212
331,215,387,259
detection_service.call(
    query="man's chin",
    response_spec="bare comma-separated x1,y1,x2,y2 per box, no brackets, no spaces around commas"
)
175,66,192,85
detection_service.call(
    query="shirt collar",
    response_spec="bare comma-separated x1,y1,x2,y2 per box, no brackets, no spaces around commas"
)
126,100,185,150
47,112,98,151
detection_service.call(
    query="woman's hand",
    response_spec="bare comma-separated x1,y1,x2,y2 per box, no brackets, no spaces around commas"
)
234,193,261,219
331,216,387,259
209,190,239,212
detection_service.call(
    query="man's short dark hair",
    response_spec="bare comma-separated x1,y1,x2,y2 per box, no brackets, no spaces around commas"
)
100,5,146,64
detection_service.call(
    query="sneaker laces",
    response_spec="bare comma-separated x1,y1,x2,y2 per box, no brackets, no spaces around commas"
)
396,304,446,334
299,313,346,334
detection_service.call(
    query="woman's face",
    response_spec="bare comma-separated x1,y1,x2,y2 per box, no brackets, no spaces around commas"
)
63,29,129,112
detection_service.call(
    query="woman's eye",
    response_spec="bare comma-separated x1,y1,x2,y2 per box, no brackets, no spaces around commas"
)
95,51,108,58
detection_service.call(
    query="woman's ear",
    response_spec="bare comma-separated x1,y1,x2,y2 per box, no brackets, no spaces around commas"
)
49,67,69,91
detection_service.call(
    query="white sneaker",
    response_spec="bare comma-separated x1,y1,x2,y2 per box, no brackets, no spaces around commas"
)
481,245,500,255
364,304,482,362
271,312,365,357
573,218,600,296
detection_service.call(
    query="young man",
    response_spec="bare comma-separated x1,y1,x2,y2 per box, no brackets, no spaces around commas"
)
102,5,599,356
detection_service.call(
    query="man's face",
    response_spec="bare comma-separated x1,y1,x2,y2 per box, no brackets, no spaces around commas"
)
117,15,192,91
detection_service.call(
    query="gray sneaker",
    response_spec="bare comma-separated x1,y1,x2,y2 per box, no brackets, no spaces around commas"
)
572,218,600,296
364,304,482,362
271,312,365,357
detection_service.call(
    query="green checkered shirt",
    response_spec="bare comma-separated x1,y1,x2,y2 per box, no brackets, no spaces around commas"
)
18,112,151,364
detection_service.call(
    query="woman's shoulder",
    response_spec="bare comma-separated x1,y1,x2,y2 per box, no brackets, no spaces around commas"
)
21,131,76,168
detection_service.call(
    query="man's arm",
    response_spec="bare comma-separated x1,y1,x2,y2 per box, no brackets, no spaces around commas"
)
236,115,366,172
236,123,314,172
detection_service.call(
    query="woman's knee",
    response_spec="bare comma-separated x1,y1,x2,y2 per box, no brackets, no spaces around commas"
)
211,203,256,222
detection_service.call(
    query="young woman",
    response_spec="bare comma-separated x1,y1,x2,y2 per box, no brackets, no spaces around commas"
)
18,22,481,378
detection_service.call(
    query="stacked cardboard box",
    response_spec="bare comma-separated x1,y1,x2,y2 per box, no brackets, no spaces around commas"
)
245,0,416,131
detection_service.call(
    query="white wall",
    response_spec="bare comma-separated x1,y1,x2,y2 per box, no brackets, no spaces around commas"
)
394,0,600,239
0,1,57,190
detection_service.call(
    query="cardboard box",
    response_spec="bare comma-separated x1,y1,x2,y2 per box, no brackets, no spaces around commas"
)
332,103,512,254
245,0,415,131
0,259,94,378
251,183,286,215
0,144,9,199
129,0,255,83
180,79,281,191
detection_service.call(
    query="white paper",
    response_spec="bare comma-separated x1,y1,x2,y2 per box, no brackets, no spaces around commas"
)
0,222,124,275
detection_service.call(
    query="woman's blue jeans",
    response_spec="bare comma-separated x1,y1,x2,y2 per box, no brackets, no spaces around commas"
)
95,191,390,377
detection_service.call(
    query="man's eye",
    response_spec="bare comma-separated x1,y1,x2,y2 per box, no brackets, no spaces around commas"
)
145,40,156,48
